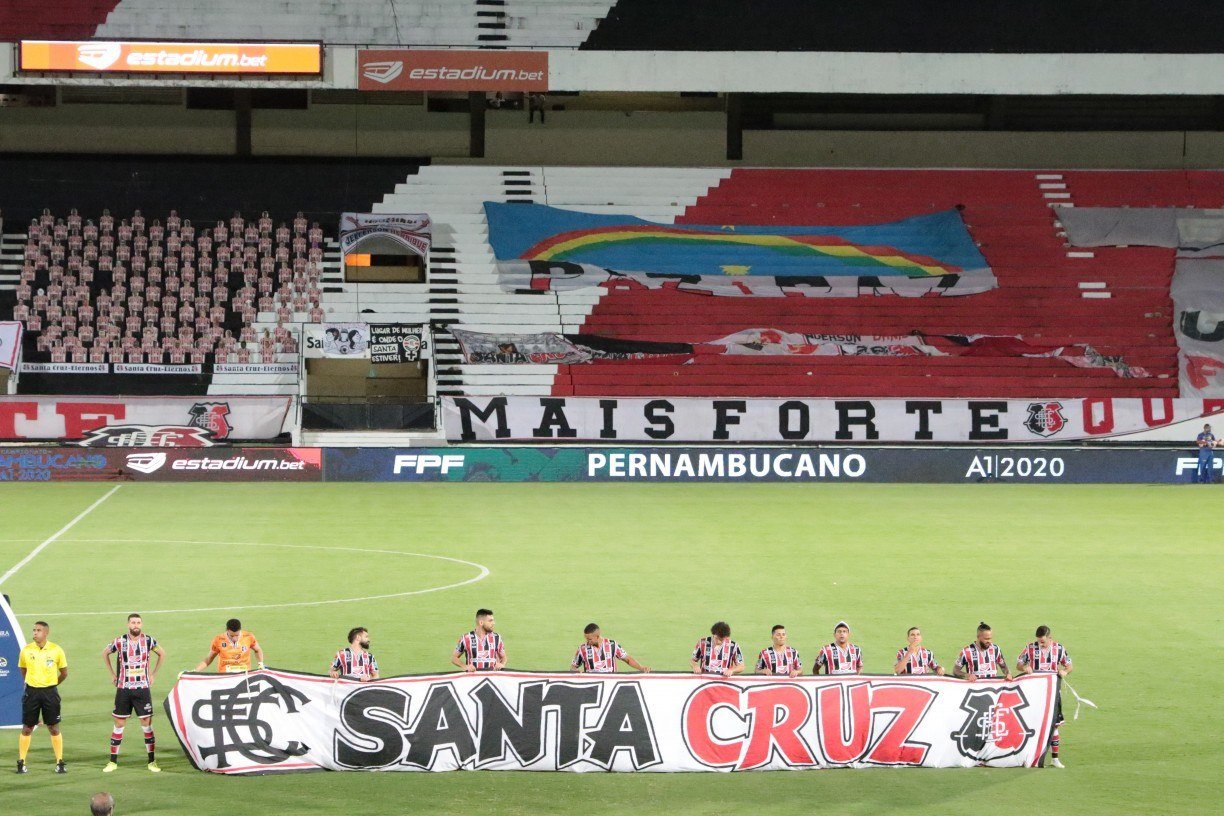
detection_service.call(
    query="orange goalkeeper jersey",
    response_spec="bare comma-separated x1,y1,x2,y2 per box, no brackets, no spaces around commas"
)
211,631,259,672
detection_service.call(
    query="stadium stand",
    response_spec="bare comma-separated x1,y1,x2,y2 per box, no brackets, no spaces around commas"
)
91,0,616,47
403,166,1194,399
0,1,120,41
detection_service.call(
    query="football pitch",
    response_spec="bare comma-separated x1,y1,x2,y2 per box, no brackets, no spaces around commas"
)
0,482,1219,815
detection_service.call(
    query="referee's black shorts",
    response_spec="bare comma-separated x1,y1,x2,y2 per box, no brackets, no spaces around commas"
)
22,685,61,729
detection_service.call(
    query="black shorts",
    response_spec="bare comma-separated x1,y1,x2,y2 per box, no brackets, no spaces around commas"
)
22,686,61,729
113,687,154,719
1053,689,1064,727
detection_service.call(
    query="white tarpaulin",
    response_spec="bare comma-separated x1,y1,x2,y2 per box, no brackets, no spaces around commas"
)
166,670,1057,774
444,396,1222,443
0,395,292,441
1172,260,1224,398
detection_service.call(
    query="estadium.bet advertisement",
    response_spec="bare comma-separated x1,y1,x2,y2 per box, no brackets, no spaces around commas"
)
1,445,1221,484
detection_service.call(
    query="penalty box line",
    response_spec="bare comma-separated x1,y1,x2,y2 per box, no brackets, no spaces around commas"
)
0,484,123,587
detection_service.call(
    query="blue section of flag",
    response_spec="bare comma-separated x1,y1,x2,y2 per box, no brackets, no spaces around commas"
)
0,595,26,728
484,202,989,278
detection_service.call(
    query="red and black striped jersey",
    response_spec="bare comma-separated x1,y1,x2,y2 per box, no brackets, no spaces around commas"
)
571,638,628,673
1017,641,1071,674
895,646,941,675
455,631,504,671
692,637,743,674
331,648,379,679
816,643,862,675
955,643,1005,679
106,634,158,690
756,646,802,675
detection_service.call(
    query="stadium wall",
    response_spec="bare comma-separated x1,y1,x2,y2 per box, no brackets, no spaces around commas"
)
1,445,1217,484
6,103,1224,167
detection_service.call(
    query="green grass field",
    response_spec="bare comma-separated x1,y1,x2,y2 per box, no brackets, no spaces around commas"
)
0,483,1219,815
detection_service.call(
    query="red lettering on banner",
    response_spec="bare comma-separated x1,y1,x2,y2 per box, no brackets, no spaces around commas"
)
1141,398,1174,427
815,683,870,764
1184,355,1224,390
0,402,39,438
56,401,124,438
1204,399,1224,416
1082,398,1113,435
740,685,815,769
682,684,743,768
863,685,936,765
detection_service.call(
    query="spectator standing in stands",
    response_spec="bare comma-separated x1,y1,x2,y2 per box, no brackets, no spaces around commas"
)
815,621,863,676
1195,423,1216,483
90,793,114,815
451,609,506,672
528,92,547,124
690,621,744,676
329,628,379,682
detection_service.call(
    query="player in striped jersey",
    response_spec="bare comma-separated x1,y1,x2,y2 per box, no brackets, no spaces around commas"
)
755,624,802,677
329,627,380,682
690,621,744,676
570,623,650,673
451,608,506,672
814,621,862,675
893,626,944,675
1015,625,1073,768
953,622,1012,681
101,614,165,773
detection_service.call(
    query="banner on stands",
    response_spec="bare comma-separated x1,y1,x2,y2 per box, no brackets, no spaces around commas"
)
166,670,1056,774
339,213,431,258
443,396,1223,444
369,324,428,364
0,322,21,370
306,324,370,358
0,595,24,728
0,396,292,442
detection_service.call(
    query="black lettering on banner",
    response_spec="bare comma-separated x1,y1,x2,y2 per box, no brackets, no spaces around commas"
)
712,400,747,441
599,399,619,439
778,401,810,440
532,398,578,438
644,400,675,440
469,680,546,766
905,401,943,441
335,686,412,769
969,401,1009,440
582,684,660,770
455,397,510,441
834,401,879,441
1180,310,1224,342
539,683,601,768
404,684,477,769
191,675,310,770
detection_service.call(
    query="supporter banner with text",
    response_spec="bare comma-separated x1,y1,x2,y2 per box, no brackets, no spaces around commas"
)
166,670,1056,774
444,396,1222,444
0,396,292,442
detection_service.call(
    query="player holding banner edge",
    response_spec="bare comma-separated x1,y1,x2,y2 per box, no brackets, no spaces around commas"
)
571,623,650,673
1015,625,1073,768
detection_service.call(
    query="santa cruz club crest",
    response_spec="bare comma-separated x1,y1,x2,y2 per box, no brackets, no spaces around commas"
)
1024,401,1066,437
189,402,233,440
951,687,1035,761
190,675,310,769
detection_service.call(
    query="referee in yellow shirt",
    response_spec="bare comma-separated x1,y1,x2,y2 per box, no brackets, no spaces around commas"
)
16,620,68,774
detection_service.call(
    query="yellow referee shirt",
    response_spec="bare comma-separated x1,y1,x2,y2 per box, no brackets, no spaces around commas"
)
18,641,67,688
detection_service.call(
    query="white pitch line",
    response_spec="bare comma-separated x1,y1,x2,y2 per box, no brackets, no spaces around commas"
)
0,484,122,587
16,538,490,616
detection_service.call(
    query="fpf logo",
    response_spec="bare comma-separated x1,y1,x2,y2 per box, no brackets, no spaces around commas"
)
393,454,465,475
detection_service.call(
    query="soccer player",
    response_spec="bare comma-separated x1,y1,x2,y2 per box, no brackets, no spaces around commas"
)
194,618,264,673
691,621,744,676
893,626,944,675
1196,423,1216,483
953,621,1012,681
330,627,380,681
451,608,506,672
1016,625,1074,768
755,624,802,677
102,613,165,773
16,620,68,774
571,623,650,673
814,621,863,675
